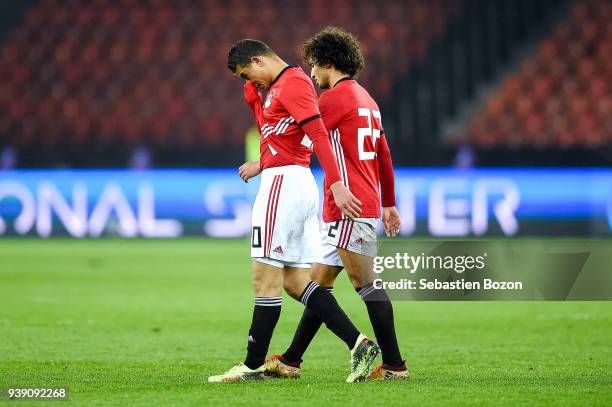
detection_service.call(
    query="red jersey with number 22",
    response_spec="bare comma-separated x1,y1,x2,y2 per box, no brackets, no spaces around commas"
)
320,78,394,222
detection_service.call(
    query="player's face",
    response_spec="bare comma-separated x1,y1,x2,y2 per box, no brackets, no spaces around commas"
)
310,64,331,89
236,60,271,90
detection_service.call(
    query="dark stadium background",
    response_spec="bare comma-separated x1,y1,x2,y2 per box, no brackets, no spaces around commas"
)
0,1,610,405
0,0,609,168
0,0,610,238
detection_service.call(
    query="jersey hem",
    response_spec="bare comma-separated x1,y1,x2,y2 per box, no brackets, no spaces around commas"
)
322,214,381,223
260,162,311,171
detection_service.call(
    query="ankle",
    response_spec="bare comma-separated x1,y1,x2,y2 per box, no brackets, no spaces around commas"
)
280,354,302,368
382,361,407,372
244,359,263,370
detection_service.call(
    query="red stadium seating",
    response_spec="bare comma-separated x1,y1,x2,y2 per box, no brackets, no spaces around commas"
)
461,0,611,148
0,0,466,152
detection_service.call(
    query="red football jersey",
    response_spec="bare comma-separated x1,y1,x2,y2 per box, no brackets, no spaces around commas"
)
320,78,395,222
259,66,320,169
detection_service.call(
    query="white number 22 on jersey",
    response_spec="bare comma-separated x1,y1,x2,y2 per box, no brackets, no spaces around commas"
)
357,108,382,161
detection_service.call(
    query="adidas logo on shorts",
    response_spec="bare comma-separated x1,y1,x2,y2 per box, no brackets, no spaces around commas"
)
273,246,284,254
354,238,365,245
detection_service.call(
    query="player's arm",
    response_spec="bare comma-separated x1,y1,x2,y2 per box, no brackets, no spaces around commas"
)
238,83,264,183
238,82,263,182
243,83,265,130
377,133,400,236
281,79,362,217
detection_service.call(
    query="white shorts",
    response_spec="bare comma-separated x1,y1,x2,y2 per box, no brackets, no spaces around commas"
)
254,257,311,269
251,165,320,267
318,218,378,267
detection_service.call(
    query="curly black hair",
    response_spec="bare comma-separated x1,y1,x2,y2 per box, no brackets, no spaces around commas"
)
302,26,365,77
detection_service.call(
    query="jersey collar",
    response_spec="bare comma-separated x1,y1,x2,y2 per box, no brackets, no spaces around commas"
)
269,64,299,88
332,76,355,88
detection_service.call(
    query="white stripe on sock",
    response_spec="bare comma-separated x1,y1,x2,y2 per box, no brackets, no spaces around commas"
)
300,282,319,305
358,285,376,299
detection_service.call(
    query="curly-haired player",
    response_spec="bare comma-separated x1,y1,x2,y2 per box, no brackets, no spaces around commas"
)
265,27,409,381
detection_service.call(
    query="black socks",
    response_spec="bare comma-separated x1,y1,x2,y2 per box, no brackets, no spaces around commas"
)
244,296,282,369
357,283,404,368
282,287,330,363
284,282,405,369
246,282,404,369
299,281,360,350
245,282,360,370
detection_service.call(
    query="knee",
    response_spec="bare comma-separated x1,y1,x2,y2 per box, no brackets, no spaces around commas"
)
346,274,361,289
310,264,340,288
282,277,304,300
312,271,336,287
346,266,374,289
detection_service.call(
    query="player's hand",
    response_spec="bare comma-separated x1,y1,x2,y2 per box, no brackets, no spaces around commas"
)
243,82,261,106
330,181,362,219
238,160,261,183
382,206,401,237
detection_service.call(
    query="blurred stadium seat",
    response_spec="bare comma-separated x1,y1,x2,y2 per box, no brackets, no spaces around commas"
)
0,0,609,167
461,0,611,148
0,0,466,165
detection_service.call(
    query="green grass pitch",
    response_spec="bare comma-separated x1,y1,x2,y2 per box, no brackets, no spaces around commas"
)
1,239,611,406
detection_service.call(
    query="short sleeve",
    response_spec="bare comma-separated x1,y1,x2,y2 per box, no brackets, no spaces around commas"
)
278,76,321,125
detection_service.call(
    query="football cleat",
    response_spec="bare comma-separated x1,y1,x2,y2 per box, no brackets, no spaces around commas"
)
264,354,301,379
207,363,265,382
368,363,410,381
346,333,380,383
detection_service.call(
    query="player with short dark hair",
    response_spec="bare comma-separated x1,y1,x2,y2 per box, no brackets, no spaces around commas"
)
264,27,409,381
208,39,379,383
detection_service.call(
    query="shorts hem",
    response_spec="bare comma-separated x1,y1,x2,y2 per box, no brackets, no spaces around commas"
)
253,257,312,269
327,243,376,258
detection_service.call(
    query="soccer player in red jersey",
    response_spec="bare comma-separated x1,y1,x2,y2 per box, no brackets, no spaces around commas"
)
265,27,409,380
209,39,379,383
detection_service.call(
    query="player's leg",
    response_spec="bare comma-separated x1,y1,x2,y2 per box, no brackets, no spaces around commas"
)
278,263,342,368
267,166,369,359
260,166,377,381
266,263,340,378
244,259,284,369
208,259,283,382
278,220,347,366
281,265,359,349
337,247,409,380
279,263,342,365
273,265,379,382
